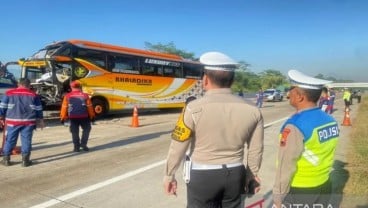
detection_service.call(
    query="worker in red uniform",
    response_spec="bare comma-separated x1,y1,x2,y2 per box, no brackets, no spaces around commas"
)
0,78,44,167
60,81,95,152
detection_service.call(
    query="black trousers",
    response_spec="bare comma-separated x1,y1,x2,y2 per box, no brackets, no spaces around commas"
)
70,118,91,148
283,179,333,207
187,165,246,208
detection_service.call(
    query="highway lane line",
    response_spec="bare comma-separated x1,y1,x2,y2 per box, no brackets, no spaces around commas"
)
29,160,166,208
29,117,288,208
264,116,289,128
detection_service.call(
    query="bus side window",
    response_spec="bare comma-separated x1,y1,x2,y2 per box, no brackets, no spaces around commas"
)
174,67,183,78
113,55,140,74
163,67,174,77
184,63,203,79
157,67,163,76
77,49,106,69
163,66,182,78
141,65,155,75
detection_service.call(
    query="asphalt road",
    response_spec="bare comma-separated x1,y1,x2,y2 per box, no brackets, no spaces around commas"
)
0,96,360,208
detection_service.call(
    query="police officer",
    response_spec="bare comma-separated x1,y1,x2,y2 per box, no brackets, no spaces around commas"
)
273,70,339,207
163,52,264,208
60,81,95,152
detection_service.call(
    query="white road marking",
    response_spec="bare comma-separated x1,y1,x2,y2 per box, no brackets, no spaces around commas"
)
264,116,289,128
29,117,288,208
29,160,165,208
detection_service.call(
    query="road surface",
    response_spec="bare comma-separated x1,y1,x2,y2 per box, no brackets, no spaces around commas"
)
0,97,359,208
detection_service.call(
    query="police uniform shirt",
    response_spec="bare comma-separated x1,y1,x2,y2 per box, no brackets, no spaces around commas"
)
272,69,337,205
273,123,304,204
164,88,264,183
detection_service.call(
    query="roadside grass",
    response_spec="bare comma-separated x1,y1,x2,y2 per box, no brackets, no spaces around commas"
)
344,96,368,195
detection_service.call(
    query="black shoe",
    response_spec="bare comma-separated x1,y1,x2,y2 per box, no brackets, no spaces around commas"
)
82,146,89,151
21,154,32,167
73,147,80,152
22,160,32,167
2,156,11,166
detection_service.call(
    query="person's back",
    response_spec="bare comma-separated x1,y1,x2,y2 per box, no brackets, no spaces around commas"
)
187,88,263,165
282,108,338,186
1,82,42,126
60,81,95,152
164,51,264,208
273,70,338,208
0,78,44,167
63,90,91,119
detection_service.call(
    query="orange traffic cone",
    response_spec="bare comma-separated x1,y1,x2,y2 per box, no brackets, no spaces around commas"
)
341,108,352,126
131,106,139,127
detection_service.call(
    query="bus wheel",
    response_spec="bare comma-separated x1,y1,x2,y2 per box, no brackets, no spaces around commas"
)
93,98,107,117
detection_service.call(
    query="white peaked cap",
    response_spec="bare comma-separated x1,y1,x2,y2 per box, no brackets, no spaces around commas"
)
199,51,238,71
288,70,332,90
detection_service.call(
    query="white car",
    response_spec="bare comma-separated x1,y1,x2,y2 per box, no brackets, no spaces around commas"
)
263,89,283,102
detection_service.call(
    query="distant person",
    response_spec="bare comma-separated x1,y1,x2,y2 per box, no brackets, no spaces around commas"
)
238,89,244,98
327,88,336,114
256,88,264,108
343,88,351,111
350,90,356,105
273,70,338,208
356,90,362,103
318,87,329,113
164,52,264,208
60,81,95,152
0,78,45,167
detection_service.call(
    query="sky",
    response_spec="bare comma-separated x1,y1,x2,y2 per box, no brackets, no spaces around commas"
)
1,0,367,81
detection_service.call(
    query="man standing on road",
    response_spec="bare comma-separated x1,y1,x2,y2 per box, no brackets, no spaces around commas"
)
164,52,264,208
327,88,336,114
256,88,264,108
273,70,339,207
0,78,45,167
60,80,95,152
342,88,351,111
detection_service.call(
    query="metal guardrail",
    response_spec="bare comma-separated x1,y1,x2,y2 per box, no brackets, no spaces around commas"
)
327,82,368,88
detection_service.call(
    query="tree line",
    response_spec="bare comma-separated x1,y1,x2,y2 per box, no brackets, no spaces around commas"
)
145,42,351,93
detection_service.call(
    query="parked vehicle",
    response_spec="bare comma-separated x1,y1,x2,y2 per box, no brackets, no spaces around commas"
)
263,89,283,102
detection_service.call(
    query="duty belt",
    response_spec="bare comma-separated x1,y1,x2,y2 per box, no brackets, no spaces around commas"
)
191,162,243,170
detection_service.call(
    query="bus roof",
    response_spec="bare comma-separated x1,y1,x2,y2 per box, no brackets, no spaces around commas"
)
64,39,184,62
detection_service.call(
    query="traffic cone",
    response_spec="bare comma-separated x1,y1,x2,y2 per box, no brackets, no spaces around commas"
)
131,106,139,127
341,108,352,126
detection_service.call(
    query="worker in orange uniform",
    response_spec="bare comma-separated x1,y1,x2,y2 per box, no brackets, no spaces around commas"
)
60,81,95,152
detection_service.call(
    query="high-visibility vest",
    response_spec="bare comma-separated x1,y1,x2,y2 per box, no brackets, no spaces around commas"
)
279,108,339,187
343,91,351,101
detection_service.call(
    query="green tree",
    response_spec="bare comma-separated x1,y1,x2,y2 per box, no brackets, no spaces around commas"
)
232,61,262,92
144,41,196,60
259,69,287,89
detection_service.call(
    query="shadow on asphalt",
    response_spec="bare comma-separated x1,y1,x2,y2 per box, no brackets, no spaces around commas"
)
43,108,182,128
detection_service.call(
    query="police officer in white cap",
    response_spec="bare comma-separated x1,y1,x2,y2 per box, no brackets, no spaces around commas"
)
273,70,339,207
163,52,264,208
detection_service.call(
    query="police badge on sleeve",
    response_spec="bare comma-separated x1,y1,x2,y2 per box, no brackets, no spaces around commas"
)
171,110,192,142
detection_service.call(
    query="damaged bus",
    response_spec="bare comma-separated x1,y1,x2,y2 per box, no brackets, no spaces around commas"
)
17,40,203,116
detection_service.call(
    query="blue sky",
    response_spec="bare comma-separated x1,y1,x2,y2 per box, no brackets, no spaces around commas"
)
1,0,367,81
